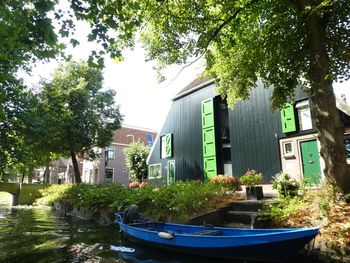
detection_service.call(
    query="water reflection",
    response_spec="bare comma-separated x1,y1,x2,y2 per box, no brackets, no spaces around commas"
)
0,204,325,263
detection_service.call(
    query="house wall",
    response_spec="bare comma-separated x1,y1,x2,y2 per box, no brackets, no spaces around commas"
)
94,127,157,184
148,84,218,183
148,82,313,183
228,82,283,181
279,133,325,181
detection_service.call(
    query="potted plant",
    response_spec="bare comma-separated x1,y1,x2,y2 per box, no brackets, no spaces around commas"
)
240,169,264,200
272,172,300,198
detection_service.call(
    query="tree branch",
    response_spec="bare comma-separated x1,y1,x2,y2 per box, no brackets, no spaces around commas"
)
203,0,260,51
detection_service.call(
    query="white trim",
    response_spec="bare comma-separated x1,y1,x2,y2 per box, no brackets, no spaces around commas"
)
148,163,162,179
295,100,309,108
172,79,215,100
106,146,115,160
282,141,294,158
111,142,129,147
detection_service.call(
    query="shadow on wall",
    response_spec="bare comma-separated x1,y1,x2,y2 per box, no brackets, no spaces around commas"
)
181,160,204,181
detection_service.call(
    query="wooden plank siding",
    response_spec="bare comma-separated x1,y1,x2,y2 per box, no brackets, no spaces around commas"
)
229,82,283,182
148,81,314,184
148,84,217,183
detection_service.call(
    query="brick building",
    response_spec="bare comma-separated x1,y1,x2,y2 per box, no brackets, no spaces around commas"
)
82,125,157,185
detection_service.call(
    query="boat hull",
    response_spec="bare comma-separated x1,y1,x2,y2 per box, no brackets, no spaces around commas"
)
116,213,319,262
123,231,315,262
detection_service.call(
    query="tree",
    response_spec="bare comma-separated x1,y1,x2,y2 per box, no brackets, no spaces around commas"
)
101,0,349,193
124,141,150,183
38,61,123,183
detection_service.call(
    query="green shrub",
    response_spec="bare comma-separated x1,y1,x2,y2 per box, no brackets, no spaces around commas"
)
34,180,234,222
272,172,300,198
240,169,263,187
124,141,150,182
34,184,72,206
209,174,241,191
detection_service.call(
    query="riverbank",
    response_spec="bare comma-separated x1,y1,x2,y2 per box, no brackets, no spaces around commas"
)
32,181,350,262
34,181,239,224
261,182,350,262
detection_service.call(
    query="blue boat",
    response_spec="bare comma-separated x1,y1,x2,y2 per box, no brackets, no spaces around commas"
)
116,212,319,262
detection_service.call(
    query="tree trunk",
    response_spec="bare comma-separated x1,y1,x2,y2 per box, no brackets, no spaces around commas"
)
44,158,50,184
306,13,350,193
71,151,82,184
21,168,25,183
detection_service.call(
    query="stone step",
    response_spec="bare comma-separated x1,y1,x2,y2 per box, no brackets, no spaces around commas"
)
226,211,260,225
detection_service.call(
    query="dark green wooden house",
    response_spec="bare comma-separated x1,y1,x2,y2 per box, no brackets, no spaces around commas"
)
147,78,350,184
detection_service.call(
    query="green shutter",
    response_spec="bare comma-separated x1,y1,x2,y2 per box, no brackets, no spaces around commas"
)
201,99,217,179
202,99,215,129
203,127,216,157
281,103,296,133
204,157,217,179
165,134,172,158
161,133,173,158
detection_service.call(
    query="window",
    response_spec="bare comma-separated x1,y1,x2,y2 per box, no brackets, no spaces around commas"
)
105,168,114,183
282,141,294,155
84,169,88,183
149,164,161,179
146,133,154,147
296,100,312,131
94,168,98,183
344,135,350,161
106,147,115,159
89,170,93,184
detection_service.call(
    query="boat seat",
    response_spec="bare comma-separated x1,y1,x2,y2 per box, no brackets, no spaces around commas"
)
190,229,222,236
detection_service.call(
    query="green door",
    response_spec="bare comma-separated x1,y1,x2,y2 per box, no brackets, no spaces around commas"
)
167,160,175,185
300,140,321,184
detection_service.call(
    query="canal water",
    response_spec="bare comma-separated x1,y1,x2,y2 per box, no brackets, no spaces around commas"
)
0,198,325,263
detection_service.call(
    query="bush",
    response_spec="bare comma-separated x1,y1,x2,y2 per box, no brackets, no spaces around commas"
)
209,174,241,191
34,180,235,222
272,172,300,197
34,184,72,206
240,169,263,187
128,181,149,188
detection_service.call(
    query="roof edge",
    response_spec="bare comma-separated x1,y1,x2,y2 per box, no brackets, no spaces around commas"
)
336,97,350,116
172,79,215,101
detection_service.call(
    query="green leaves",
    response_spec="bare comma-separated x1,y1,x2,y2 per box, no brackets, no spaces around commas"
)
124,142,150,183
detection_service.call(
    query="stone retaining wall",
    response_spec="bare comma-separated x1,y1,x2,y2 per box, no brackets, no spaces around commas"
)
53,201,115,225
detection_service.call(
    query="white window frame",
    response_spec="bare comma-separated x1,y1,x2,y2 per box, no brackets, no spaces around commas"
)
105,167,114,183
296,100,312,131
282,141,294,158
149,163,162,179
106,147,115,160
